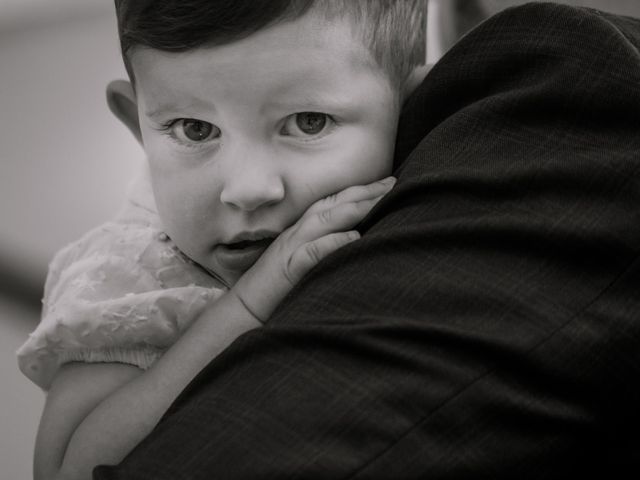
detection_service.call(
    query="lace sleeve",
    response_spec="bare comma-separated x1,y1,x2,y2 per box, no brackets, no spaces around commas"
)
16,220,226,390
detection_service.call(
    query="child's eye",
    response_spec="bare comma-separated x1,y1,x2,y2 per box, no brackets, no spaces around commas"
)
163,119,221,145
281,112,335,138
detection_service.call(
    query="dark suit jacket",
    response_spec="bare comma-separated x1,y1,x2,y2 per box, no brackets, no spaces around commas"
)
95,3,640,478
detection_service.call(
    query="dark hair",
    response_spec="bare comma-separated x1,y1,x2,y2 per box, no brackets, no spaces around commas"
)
115,0,427,89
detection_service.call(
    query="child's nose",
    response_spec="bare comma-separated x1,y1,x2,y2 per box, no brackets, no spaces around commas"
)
219,150,285,212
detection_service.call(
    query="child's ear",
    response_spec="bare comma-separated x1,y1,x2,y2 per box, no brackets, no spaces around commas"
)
106,80,142,145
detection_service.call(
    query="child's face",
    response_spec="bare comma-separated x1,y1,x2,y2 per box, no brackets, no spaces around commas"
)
130,12,399,285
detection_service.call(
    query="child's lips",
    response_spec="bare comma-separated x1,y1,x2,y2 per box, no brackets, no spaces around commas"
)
225,237,273,250
215,238,274,271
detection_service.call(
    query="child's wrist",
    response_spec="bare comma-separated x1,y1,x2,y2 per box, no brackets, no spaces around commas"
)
228,288,265,325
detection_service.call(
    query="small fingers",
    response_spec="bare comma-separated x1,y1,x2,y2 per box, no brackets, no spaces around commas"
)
303,176,396,217
286,231,361,284
294,191,388,244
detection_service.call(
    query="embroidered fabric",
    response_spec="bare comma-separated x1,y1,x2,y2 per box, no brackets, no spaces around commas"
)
16,167,226,390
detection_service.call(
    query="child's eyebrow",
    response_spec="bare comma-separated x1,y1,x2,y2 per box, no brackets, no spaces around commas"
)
144,99,217,119
265,93,357,114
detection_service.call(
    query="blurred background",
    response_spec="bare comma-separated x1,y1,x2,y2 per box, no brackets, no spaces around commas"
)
1,0,639,478
0,1,141,477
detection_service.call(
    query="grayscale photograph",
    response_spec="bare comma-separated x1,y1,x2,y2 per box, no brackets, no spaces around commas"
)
1,1,639,478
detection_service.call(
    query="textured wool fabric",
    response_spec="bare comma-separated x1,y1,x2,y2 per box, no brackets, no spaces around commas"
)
95,3,640,479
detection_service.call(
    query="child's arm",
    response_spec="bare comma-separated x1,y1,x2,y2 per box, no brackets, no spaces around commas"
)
34,177,395,480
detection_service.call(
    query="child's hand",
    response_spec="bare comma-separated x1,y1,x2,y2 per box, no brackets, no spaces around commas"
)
231,176,396,322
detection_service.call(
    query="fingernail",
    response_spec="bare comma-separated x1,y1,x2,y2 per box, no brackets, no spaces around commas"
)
347,230,361,241
380,176,397,186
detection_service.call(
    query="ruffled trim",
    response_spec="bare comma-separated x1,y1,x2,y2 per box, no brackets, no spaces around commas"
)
58,346,163,371
17,344,163,392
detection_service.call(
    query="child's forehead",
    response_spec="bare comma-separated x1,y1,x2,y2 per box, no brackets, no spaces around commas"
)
149,10,367,59
131,13,385,96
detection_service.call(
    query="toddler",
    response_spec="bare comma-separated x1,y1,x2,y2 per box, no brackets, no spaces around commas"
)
19,1,429,478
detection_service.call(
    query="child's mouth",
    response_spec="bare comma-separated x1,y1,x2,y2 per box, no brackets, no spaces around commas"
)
215,237,276,272
225,237,273,250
